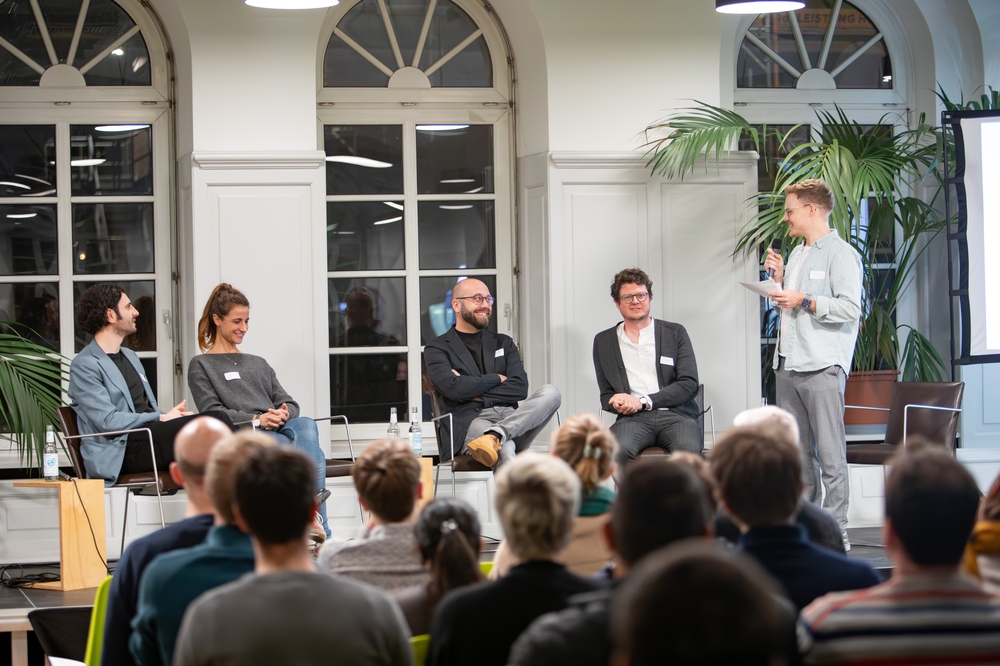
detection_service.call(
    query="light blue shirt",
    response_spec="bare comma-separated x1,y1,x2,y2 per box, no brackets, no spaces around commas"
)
773,230,863,374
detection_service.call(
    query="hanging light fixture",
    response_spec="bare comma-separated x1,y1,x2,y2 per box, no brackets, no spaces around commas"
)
245,0,339,8
716,0,804,14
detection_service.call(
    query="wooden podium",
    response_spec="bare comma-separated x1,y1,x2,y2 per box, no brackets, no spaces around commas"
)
13,479,107,591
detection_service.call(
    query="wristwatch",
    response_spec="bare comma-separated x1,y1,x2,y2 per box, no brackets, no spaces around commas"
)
801,295,813,311
639,395,651,410
252,415,261,429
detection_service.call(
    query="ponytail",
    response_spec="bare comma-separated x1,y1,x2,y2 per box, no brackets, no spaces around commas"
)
413,499,483,616
197,283,249,352
552,413,619,493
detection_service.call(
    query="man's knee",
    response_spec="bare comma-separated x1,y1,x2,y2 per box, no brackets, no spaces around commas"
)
532,384,562,410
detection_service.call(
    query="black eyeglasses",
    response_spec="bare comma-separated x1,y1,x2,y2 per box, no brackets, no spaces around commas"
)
619,293,649,304
455,295,495,306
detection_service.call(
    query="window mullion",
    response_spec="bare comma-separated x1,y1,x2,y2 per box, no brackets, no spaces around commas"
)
402,120,423,421
56,122,75,357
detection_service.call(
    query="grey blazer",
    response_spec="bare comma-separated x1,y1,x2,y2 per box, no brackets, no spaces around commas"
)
68,339,161,484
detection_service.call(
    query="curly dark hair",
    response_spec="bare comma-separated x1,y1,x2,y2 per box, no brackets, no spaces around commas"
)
611,268,653,302
76,283,124,335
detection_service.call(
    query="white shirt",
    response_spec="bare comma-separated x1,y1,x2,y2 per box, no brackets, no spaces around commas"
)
778,244,811,357
617,320,660,399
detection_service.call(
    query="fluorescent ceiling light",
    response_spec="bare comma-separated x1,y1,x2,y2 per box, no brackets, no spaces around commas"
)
246,0,340,8
715,0,804,13
383,201,404,210
111,48,124,56
464,186,484,194
71,158,106,167
0,181,31,190
6,212,37,219
416,124,470,131
373,216,403,226
440,178,475,184
439,205,473,210
25,189,56,197
326,155,393,168
95,124,149,132
14,174,51,185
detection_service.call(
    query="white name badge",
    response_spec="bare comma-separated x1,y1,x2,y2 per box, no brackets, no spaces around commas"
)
140,374,148,383
809,270,825,280
660,356,674,366
495,348,504,358
224,371,241,381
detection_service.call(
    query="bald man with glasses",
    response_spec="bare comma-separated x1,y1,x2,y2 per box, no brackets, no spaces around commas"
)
593,268,702,468
424,278,561,469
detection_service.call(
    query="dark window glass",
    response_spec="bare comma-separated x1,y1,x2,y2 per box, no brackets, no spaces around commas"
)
334,0,396,74
325,125,403,195
416,125,493,194
384,0,425,61
73,279,153,352
330,354,407,424
70,125,153,196
0,205,57,276
327,201,405,271
0,1,49,77
72,0,146,77
82,31,152,86
138,357,158,400
419,274,496,345
737,39,796,89
417,0,491,87
0,282,60,351
427,35,491,88
323,33,391,88
72,203,154,274
329,277,406,348
124,293,156,352
738,124,811,193
418,201,495,269
0,126,57,197
0,43,42,86
39,0,83,65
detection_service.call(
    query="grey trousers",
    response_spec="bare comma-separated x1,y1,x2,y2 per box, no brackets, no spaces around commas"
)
611,409,701,468
776,359,849,530
462,384,561,466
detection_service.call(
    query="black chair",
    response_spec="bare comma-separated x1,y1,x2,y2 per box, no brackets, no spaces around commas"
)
57,406,178,555
27,606,92,663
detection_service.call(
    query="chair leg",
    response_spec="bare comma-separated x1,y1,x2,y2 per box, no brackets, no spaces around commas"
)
451,458,456,499
120,489,130,557
434,461,441,498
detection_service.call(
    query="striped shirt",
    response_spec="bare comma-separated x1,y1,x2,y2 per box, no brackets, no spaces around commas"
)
802,572,1000,665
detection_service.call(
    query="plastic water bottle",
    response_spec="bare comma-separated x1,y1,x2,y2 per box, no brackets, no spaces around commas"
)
43,425,59,482
387,407,399,439
408,407,422,458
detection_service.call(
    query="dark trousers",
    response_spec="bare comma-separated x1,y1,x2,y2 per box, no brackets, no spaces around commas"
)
611,409,701,468
120,411,233,475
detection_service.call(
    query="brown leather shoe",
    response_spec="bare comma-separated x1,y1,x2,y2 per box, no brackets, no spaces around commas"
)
467,434,500,467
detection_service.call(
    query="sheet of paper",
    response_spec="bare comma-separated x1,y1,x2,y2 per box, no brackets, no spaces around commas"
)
740,278,780,297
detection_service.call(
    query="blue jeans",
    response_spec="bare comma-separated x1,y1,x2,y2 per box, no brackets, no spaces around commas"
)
266,417,329,537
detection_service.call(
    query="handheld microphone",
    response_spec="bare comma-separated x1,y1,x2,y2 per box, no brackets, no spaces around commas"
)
766,238,782,280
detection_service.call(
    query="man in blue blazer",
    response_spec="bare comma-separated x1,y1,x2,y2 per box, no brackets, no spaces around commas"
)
68,284,231,484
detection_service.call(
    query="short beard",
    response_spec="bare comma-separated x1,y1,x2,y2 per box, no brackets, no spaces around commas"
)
460,305,489,330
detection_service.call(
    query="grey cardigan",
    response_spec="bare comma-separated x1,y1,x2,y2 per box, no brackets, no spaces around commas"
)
187,354,299,425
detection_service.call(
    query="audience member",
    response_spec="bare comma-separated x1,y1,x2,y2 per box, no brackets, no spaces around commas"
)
964,471,1000,593
428,453,594,666
174,447,412,666
803,445,1000,665
492,413,617,578
610,542,789,666
711,423,879,610
508,458,712,666
393,498,483,636
129,431,272,666
714,406,846,554
102,417,230,666
319,438,429,590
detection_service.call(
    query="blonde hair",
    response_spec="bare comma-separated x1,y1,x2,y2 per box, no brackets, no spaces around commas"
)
784,178,834,212
551,413,618,493
494,452,580,561
197,283,249,352
206,430,274,524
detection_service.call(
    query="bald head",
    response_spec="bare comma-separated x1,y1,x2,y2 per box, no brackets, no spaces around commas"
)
452,278,488,300
451,278,492,332
174,417,232,488
732,405,799,446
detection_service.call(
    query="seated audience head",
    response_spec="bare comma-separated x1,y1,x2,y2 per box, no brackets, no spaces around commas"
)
710,424,802,529
551,413,618,493
885,443,980,569
413,498,482,608
171,416,232,496
197,283,249,353
352,438,421,523
733,405,800,444
611,542,786,666
206,431,275,525
668,451,719,514
609,459,711,572
494,452,580,561
234,446,317,545
75,283,129,336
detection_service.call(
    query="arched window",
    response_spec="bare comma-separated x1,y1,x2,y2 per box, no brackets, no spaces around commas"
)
318,0,511,438
0,0,175,403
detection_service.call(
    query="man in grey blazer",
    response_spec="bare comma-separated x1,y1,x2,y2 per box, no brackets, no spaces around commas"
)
593,268,701,467
68,284,231,484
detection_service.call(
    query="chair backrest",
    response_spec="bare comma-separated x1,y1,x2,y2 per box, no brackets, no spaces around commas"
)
57,405,88,479
84,575,113,666
411,634,431,666
27,606,92,662
884,381,964,450
426,382,455,461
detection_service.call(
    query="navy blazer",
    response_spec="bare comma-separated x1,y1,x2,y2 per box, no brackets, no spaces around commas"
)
423,327,528,461
68,339,162,484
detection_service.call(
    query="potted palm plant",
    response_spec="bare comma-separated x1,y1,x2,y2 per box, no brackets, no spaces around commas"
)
0,327,70,476
644,103,948,419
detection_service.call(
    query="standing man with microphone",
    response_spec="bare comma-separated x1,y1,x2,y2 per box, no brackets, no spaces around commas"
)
765,179,862,552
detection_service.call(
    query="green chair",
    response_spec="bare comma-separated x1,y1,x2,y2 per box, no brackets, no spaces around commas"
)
479,561,493,576
84,575,113,666
411,634,431,666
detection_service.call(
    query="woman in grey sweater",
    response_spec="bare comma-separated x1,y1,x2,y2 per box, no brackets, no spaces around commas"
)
188,283,329,538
